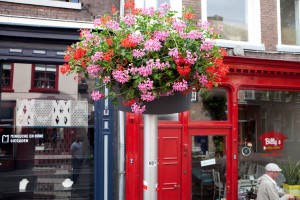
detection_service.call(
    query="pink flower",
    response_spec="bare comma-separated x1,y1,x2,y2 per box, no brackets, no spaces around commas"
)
172,20,186,32
168,48,179,59
103,76,111,84
194,72,208,86
92,52,104,62
87,65,101,76
105,20,119,31
131,103,146,114
153,31,170,41
141,7,155,16
112,70,130,83
172,79,188,91
144,39,162,52
159,3,171,13
132,49,146,58
138,78,153,92
123,14,136,26
141,92,156,102
91,91,104,101
200,40,214,51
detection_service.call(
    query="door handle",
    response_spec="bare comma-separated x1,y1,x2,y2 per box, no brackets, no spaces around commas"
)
174,184,181,189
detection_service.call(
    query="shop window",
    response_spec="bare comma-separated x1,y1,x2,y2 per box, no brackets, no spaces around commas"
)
279,0,300,46
1,63,13,91
30,64,58,93
238,89,300,199
190,88,228,121
201,0,263,50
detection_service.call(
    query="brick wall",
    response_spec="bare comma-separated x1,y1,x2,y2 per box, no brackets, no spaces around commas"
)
0,0,120,21
260,0,278,51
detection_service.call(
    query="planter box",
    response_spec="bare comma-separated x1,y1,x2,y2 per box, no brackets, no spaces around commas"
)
283,183,300,197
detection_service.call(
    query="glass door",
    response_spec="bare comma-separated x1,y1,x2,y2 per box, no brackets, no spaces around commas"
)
191,134,227,200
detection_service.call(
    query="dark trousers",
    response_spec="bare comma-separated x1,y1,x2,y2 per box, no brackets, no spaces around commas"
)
71,158,83,184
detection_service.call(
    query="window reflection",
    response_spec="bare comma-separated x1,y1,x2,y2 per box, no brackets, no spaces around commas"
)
238,90,300,199
191,135,226,199
190,89,228,121
280,0,300,45
207,0,248,41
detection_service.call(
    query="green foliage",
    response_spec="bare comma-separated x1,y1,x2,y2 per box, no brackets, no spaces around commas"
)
280,158,300,185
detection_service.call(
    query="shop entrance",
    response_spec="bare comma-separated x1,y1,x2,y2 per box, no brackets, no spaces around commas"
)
189,129,228,200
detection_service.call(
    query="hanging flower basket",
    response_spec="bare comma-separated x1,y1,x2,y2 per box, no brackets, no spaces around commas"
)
61,1,229,114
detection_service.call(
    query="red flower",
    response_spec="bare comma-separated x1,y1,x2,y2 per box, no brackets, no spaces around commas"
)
124,0,135,10
105,37,113,46
111,5,117,14
64,54,70,62
60,64,71,75
122,98,135,106
183,12,195,20
177,65,191,76
73,48,86,61
121,34,137,48
205,66,216,76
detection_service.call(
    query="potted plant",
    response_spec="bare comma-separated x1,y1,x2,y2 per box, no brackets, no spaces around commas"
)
280,158,300,197
61,1,228,114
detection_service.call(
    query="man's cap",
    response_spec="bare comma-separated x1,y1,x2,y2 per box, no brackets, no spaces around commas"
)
265,163,282,172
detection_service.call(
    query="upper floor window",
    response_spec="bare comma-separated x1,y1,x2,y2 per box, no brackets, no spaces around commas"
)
31,64,58,92
0,0,81,9
201,0,263,50
1,63,13,91
279,0,300,46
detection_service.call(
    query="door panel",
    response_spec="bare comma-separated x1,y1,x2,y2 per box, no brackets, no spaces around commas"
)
158,128,182,200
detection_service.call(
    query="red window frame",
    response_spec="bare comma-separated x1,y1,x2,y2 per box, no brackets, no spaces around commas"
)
29,64,59,93
1,63,14,92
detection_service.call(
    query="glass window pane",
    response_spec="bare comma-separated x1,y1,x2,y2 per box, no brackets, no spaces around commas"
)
191,135,226,199
207,0,248,41
280,0,300,45
158,114,178,121
190,89,228,121
238,90,300,199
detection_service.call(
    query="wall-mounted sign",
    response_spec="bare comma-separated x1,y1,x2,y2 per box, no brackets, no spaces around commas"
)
16,99,88,127
1,134,44,144
258,130,287,151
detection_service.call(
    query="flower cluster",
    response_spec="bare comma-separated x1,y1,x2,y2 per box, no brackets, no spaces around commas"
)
61,1,229,114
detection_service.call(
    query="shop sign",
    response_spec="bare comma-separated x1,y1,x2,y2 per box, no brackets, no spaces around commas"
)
2,133,44,144
258,130,287,151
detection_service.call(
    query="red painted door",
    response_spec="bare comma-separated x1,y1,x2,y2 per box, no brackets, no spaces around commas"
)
158,128,182,200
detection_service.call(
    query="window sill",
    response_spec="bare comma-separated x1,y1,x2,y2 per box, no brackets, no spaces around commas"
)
276,45,300,53
1,88,14,92
29,89,60,93
216,40,266,51
0,0,81,10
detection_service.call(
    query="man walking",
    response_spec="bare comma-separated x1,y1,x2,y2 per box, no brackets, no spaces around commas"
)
257,163,294,200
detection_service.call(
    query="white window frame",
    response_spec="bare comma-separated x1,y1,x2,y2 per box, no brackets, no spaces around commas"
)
201,0,264,50
0,0,81,10
135,0,182,16
276,0,300,52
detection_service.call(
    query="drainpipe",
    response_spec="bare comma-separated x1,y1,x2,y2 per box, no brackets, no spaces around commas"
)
118,1,125,200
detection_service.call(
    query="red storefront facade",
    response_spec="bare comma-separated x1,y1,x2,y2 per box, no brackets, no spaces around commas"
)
125,56,300,200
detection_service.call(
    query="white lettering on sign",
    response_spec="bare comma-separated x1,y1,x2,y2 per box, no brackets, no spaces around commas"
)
148,160,157,167
201,158,216,167
1,134,44,144
265,138,278,146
